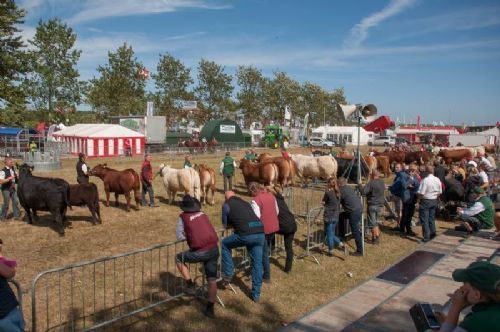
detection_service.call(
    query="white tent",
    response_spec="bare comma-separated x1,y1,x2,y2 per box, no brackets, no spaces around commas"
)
312,126,374,145
53,124,145,157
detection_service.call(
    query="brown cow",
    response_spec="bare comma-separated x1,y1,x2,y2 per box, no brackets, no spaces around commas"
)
362,155,377,175
374,150,405,164
258,153,295,187
69,183,101,224
404,151,434,165
239,159,279,187
90,164,141,211
375,155,390,178
194,164,216,205
438,149,472,165
483,144,496,154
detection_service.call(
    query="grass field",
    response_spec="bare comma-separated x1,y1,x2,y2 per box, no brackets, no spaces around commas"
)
0,147,456,331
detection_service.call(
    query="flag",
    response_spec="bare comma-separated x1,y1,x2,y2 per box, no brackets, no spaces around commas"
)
139,67,150,79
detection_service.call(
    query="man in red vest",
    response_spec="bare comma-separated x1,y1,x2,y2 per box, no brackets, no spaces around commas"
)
249,182,279,283
140,154,156,207
175,195,219,318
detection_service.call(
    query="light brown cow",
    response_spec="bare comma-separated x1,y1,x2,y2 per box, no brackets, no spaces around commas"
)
258,153,295,187
194,164,216,205
438,149,473,164
483,144,496,154
362,155,378,175
375,155,390,178
239,159,279,187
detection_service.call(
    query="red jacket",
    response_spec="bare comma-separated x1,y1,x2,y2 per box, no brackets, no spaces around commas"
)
180,212,218,252
253,192,279,234
141,160,152,182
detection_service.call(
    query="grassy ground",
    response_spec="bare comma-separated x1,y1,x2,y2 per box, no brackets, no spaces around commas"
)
0,147,456,331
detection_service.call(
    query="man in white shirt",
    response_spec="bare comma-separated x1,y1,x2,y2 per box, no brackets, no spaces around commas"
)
0,157,21,221
416,165,442,242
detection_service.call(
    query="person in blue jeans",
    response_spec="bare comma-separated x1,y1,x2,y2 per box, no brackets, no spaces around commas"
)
359,170,386,244
221,191,265,302
416,165,442,242
322,177,347,256
0,239,24,332
338,177,364,256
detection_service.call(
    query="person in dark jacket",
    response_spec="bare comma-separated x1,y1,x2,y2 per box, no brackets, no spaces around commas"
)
221,191,265,302
0,239,24,331
322,177,347,256
175,196,219,318
0,158,20,221
140,154,156,207
273,187,297,272
359,170,386,244
443,171,465,202
399,166,420,236
338,177,363,256
76,153,90,184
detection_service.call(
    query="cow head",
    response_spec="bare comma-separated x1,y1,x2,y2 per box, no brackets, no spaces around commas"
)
158,163,169,177
17,163,34,177
89,163,107,177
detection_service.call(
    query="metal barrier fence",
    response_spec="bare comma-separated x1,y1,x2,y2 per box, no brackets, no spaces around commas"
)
23,151,62,171
283,186,325,219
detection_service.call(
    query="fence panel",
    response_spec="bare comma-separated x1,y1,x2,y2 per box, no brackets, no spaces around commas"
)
283,186,325,219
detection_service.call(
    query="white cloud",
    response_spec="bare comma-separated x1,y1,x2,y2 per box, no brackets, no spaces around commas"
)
344,0,416,48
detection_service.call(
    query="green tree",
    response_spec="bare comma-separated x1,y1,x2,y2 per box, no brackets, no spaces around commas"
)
152,53,193,125
265,71,301,122
0,0,27,106
236,66,268,127
194,59,233,121
24,18,83,117
87,43,146,119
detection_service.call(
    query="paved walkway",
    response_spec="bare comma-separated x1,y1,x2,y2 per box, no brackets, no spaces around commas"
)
282,230,499,332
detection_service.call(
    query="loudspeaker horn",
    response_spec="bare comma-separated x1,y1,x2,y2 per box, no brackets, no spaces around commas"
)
339,104,358,121
361,104,377,118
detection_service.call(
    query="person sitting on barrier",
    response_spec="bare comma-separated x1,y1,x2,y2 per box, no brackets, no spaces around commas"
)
175,195,219,318
337,177,364,256
272,186,297,273
221,191,265,302
76,153,90,184
322,177,347,256
438,261,500,332
0,157,21,222
0,239,24,331
359,170,386,244
455,187,494,233
249,182,279,283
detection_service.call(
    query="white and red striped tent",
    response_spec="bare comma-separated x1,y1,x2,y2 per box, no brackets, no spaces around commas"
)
52,124,145,157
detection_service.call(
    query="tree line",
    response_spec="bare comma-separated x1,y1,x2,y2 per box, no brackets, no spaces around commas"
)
1,0,347,129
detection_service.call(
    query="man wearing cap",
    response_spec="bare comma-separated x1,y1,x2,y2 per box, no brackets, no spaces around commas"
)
456,187,494,233
221,191,265,302
175,195,219,318
440,261,500,332
416,165,442,242
76,153,90,184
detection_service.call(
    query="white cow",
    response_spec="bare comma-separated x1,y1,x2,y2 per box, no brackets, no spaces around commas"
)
159,164,201,204
290,154,338,183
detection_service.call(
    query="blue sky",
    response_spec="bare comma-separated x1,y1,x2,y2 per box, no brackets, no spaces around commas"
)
18,0,500,125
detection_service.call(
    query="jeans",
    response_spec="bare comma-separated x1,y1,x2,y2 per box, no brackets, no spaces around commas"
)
1,189,20,220
367,205,381,229
176,247,220,280
223,175,233,192
221,232,265,300
324,218,341,250
0,307,24,332
348,210,363,253
458,214,483,231
391,194,402,221
400,201,416,233
419,199,438,241
141,182,155,206
262,233,275,280
77,176,89,184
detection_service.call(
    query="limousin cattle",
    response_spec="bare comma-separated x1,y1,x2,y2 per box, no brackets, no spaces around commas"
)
69,183,101,224
159,164,201,204
239,159,279,187
336,157,370,182
373,150,405,164
194,164,216,205
375,155,391,178
258,153,295,187
16,163,71,235
90,164,141,211
433,146,485,158
404,151,434,165
438,148,473,164
290,154,337,183
363,155,377,175
483,144,496,154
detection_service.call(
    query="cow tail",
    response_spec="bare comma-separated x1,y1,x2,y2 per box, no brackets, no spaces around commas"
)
65,185,72,210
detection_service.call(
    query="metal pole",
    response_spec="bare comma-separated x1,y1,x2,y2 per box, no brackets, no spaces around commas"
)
356,112,365,256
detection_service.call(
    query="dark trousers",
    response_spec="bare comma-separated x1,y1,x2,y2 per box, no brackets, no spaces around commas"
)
348,210,363,253
77,176,89,184
223,175,233,192
282,232,295,272
419,198,437,241
400,201,416,233
141,181,154,206
262,233,275,280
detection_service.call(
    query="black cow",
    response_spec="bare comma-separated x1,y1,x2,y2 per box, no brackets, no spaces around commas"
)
336,157,370,183
69,183,101,224
16,163,71,235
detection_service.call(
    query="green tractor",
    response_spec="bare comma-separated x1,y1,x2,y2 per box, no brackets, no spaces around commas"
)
264,124,283,149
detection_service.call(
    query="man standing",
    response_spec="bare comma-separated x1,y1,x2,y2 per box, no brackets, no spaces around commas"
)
249,182,279,283
175,195,219,318
221,191,265,302
76,153,90,184
389,163,404,230
416,165,442,242
219,152,236,192
183,155,192,169
0,158,20,221
456,187,494,233
338,177,364,255
359,170,385,244
140,154,156,207
400,166,420,236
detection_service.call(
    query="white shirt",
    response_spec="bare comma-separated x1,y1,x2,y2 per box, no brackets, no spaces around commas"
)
461,201,485,216
480,157,493,170
175,217,186,241
0,166,16,182
250,199,279,218
81,164,88,175
478,170,489,184
417,174,442,199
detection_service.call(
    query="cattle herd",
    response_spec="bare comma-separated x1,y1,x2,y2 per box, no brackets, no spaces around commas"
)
12,143,496,236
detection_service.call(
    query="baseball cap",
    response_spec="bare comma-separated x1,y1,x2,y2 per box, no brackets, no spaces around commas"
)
467,160,477,168
452,261,500,293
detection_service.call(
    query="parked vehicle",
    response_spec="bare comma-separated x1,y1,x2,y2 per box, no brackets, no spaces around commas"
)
370,135,396,146
309,137,336,148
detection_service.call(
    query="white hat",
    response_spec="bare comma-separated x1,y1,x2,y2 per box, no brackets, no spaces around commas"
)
467,160,477,168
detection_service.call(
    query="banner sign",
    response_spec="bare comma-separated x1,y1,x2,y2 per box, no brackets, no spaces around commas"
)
220,125,236,134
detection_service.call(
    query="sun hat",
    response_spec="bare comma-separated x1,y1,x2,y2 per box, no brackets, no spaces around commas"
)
180,195,201,213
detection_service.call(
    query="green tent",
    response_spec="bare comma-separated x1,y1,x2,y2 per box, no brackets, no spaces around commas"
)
200,119,245,143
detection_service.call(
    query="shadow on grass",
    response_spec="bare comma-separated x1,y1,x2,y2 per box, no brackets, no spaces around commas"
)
99,199,140,212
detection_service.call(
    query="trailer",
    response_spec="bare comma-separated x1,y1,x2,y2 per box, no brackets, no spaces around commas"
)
111,116,166,145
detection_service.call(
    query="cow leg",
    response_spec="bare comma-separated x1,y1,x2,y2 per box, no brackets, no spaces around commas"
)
53,209,64,236
87,203,98,225
114,193,120,207
124,193,131,211
210,185,215,205
105,190,110,207
22,205,33,224
95,200,102,224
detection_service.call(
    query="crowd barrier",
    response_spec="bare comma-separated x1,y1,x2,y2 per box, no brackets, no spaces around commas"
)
283,186,325,219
